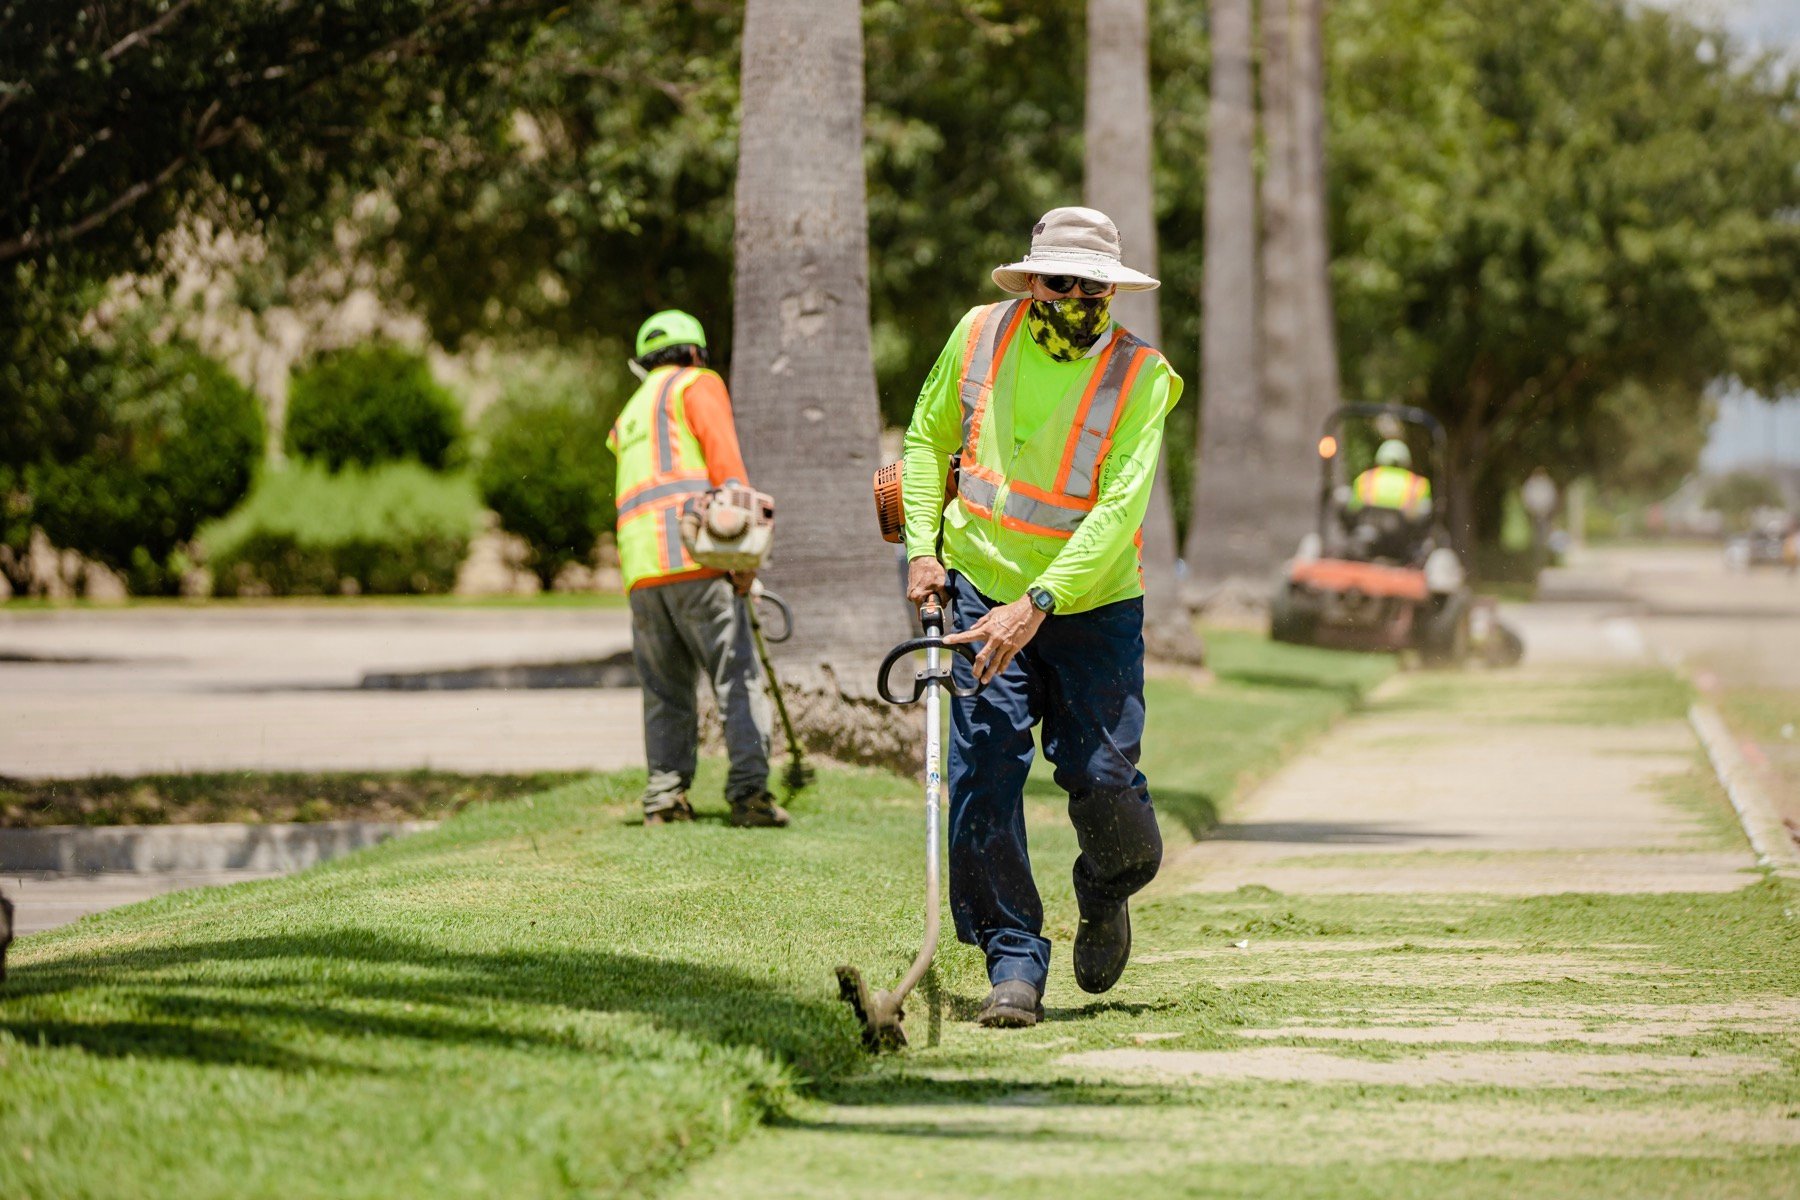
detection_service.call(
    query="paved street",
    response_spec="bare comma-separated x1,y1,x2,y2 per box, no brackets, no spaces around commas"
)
1580,545,1800,833
0,606,646,777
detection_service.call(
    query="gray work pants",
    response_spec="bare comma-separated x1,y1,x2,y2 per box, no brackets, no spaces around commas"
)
628,576,772,812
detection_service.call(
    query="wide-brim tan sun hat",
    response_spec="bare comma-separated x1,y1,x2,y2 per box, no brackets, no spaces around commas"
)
992,206,1161,296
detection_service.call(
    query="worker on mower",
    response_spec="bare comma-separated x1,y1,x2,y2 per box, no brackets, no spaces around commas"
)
901,207,1182,1028
609,310,787,829
1349,439,1432,519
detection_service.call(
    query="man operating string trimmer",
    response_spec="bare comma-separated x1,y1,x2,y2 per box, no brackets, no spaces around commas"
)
609,310,789,829
900,208,1184,1027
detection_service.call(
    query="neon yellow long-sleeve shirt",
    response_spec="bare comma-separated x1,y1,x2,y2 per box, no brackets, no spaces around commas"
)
901,305,1183,613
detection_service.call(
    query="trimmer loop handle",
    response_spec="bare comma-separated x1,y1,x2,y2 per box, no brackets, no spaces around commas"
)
750,584,793,644
876,598,984,705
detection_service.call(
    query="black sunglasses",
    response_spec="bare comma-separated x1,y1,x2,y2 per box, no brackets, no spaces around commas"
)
1036,274,1111,297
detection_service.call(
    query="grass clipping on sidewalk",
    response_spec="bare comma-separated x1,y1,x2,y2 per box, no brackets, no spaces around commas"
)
0,632,1389,1199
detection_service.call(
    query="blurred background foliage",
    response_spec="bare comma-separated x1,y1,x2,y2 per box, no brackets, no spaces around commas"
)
285,343,466,473
200,461,482,597
476,354,621,589
3,0,1798,594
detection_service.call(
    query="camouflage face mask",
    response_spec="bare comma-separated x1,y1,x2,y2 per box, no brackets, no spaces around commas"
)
1027,295,1113,362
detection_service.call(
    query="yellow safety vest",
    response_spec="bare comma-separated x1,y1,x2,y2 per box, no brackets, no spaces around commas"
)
1351,466,1431,514
946,300,1161,607
608,365,713,590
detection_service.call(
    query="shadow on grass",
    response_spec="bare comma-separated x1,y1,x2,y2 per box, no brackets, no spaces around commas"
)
0,927,859,1079
1023,778,1222,842
1204,820,1473,847
1210,668,1371,704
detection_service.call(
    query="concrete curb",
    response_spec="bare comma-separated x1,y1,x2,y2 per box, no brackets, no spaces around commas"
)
1689,703,1800,881
0,819,436,874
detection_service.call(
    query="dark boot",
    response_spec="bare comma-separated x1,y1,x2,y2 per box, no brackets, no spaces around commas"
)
728,792,790,829
1072,898,1131,994
644,795,695,826
976,979,1043,1028
1,893,12,984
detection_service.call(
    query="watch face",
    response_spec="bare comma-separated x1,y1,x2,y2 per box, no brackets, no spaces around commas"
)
1032,589,1053,612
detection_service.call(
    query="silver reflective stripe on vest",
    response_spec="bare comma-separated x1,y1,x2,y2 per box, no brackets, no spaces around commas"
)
959,468,1083,535
1063,333,1147,500
1002,490,1085,535
958,301,1025,450
662,507,684,570
654,369,685,473
957,468,1000,515
618,478,708,520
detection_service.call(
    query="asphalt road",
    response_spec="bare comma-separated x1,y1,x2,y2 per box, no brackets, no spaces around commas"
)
0,606,646,777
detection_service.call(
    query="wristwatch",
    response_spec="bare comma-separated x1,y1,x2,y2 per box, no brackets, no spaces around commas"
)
1027,586,1056,615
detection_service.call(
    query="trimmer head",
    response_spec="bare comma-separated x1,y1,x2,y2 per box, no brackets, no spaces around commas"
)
836,964,907,1052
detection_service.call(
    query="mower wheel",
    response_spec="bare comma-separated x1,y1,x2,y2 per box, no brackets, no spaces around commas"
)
1418,592,1471,667
1270,583,1319,646
1483,618,1526,667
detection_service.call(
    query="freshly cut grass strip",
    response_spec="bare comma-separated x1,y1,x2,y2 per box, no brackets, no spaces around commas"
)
1,631,1392,1198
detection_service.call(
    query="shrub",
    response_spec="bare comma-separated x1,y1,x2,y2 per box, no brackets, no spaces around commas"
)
477,360,621,588
28,333,264,594
285,343,465,472
200,462,483,596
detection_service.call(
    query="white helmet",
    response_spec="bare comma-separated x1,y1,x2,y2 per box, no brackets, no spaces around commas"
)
1375,439,1413,469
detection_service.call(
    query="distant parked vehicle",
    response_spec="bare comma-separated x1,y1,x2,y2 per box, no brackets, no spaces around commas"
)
1725,508,1795,571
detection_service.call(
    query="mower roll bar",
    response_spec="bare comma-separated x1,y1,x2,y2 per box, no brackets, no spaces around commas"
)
1317,404,1448,545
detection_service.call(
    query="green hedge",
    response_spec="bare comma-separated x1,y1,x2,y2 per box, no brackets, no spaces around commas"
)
27,332,264,594
200,462,483,596
285,343,465,472
477,359,620,588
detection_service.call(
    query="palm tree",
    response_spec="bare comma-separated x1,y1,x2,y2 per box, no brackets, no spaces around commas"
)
1290,0,1342,432
731,0,912,762
1255,0,1316,560
1185,0,1266,592
1085,0,1205,663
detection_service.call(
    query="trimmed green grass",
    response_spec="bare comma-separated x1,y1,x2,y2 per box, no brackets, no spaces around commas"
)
1,634,1391,1198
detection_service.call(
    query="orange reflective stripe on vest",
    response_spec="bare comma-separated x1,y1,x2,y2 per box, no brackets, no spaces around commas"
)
955,300,1152,539
611,366,712,586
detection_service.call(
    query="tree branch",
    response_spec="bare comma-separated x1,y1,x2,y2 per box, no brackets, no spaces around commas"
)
0,118,246,262
102,0,201,63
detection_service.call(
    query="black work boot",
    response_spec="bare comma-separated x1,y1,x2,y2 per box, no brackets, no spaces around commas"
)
1072,898,1132,994
728,792,790,829
643,795,695,826
976,979,1043,1028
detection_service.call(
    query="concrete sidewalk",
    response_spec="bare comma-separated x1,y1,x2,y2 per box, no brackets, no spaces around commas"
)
672,598,1795,1199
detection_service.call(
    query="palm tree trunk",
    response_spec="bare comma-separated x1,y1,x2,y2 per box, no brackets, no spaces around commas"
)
1291,0,1341,431
1256,0,1314,565
1085,0,1205,664
1184,0,1266,597
731,0,914,767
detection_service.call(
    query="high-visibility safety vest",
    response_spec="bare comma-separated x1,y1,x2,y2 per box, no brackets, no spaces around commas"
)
608,365,715,590
1351,465,1431,514
945,299,1161,608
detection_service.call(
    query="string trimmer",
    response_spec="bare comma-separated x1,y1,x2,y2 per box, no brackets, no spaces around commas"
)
746,581,813,797
835,597,983,1051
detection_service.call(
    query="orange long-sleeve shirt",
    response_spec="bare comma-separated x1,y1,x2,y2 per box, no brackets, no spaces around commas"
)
681,371,750,488
624,369,751,591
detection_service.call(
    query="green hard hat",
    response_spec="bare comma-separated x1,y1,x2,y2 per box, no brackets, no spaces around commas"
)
635,309,707,358
1375,438,1413,469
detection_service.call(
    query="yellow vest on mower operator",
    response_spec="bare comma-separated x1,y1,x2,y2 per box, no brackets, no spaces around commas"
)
609,365,712,590
1351,465,1431,515
945,299,1161,611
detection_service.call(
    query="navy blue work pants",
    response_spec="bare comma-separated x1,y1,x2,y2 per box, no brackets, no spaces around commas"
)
946,571,1163,993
